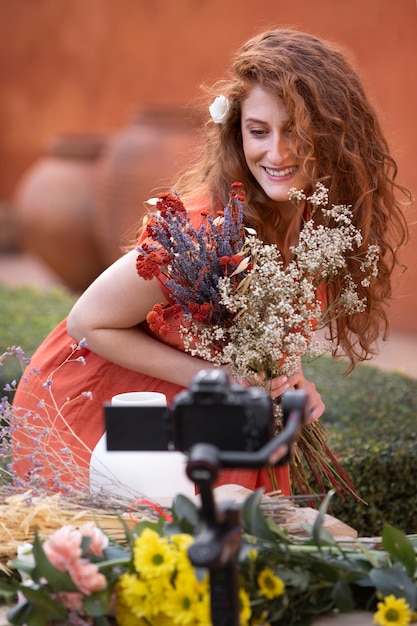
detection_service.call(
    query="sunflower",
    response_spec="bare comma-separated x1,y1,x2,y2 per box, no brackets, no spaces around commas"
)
373,595,412,626
257,566,285,600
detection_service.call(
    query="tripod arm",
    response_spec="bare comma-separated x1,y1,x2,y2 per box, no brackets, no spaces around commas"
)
217,388,307,468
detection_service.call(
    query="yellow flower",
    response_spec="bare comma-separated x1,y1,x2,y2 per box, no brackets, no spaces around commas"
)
152,614,175,626
257,566,285,600
116,573,156,619
115,574,151,625
247,548,258,561
170,533,194,551
162,584,200,625
133,527,177,579
374,595,412,626
170,539,195,575
194,593,211,625
147,576,172,607
239,588,252,626
114,600,148,626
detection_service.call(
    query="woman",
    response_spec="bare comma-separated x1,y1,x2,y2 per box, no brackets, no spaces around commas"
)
12,28,410,495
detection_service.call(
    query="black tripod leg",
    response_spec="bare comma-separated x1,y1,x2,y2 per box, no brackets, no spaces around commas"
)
209,560,240,626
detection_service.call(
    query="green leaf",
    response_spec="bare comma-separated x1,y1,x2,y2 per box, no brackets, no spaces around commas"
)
31,533,78,592
111,515,135,547
0,580,18,593
312,490,337,549
370,567,417,609
20,586,67,620
83,587,112,616
7,600,33,626
310,559,344,583
171,494,199,532
0,588,17,604
102,545,131,563
132,516,166,537
25,610,52,626
242,490,276,541
279,566,310,590
382,523,417,578
331,576,355,612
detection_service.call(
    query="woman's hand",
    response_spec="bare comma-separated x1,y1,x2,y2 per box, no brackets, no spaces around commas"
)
231,365,324,425
268,366,325,424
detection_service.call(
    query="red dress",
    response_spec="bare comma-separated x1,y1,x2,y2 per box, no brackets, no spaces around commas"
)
12,201,291,496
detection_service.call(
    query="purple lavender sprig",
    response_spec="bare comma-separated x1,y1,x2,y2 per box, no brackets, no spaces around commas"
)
136,188,248,325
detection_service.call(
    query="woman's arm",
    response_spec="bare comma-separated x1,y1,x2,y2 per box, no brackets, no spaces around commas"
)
67,249,215,387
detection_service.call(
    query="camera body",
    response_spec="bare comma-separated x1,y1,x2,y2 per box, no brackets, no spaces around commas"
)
171,369,274,453
105,369,274,455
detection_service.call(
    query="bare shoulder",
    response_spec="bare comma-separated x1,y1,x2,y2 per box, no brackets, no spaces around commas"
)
67,250,167,335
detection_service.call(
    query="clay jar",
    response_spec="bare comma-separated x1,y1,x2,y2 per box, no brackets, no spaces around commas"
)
13,134,107,292
94,106,201,266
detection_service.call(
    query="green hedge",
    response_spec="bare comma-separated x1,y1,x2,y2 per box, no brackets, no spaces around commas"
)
303,356,417,536
1,285,417,536
0,285,77,399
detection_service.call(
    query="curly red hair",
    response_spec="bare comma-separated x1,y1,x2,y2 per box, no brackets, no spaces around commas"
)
174,28,411,369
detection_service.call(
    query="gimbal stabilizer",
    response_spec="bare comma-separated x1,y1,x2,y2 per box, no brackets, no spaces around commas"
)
104,370,307,626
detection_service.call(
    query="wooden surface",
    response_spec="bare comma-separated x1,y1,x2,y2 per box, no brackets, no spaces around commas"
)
313,612,374,625
0,606,10,626
0,605,376,625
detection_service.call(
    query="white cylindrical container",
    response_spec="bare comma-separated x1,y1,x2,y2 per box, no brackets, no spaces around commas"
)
89,391,195,502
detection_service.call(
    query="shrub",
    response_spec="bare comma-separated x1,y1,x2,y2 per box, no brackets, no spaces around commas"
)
303,356,417,536
0,285,77,400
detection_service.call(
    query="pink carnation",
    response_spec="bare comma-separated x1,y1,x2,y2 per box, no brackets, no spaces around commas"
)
57,591,84,612
79,522,109,557
68,560,106,595
43,525,82,571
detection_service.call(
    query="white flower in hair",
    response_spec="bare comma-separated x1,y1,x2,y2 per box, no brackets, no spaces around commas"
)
209,95,230,124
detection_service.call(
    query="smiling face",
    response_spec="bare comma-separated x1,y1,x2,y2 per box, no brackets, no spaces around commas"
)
241,85,309,209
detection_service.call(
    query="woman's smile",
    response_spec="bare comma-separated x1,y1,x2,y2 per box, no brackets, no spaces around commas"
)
263,165,299,179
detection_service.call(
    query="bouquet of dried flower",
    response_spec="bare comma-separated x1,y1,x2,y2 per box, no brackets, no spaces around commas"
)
136,182,380,499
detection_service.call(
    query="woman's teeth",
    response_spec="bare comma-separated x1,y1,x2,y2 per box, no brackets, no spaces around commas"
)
264,166,297,178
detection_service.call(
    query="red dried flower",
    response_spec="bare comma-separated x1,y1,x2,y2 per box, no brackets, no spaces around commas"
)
156,192,186,217
136,251,164,280
146,303,172,335
146,304,164,328
188,302,213,323
230,181,246,202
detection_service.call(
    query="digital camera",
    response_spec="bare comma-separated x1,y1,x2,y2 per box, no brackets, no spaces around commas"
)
105,369,274,455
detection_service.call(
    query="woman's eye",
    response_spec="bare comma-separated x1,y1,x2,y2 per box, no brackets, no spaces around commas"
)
249,129,267,136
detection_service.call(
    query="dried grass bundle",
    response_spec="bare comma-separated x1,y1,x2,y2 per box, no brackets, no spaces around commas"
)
0,490,164,562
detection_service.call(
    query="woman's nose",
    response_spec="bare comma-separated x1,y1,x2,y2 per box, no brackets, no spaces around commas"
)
268,133,290,162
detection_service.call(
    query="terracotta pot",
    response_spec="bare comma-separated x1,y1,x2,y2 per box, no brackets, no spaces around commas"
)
94,106,201,266
13,134,107,292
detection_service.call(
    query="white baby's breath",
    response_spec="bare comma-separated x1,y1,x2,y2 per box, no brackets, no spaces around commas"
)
181,183,379,382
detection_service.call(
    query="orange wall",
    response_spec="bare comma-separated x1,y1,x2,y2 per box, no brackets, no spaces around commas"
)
0,0,416,332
